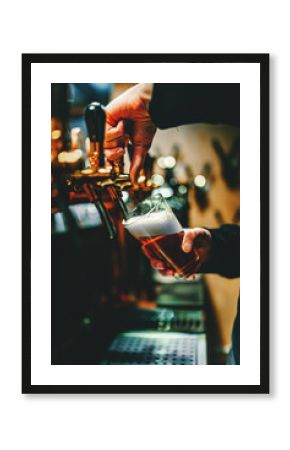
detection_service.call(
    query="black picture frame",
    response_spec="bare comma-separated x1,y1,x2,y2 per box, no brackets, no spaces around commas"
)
22,53,269,394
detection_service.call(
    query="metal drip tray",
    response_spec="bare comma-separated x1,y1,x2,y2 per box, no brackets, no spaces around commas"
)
101,331,207,365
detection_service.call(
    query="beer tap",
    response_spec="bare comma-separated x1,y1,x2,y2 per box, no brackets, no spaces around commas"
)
61,101,156,237
85,102,106,170
84,102,130,220
84,102,117,239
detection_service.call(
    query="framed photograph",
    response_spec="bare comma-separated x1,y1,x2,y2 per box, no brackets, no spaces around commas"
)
22,53,269,394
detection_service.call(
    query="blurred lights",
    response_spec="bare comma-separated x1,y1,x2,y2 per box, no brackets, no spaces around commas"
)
164,156,176,168
157,157,166,169
157,155,176,169
85,137,90,154
58,149,82,164
51,129,62,140
81,168,94,175
71,127,84,150
194,175,207,188
153,187,174,198
137,175,146,183
151,174,165,187
98,167,109,174
82,317,91,327
178,185,187,195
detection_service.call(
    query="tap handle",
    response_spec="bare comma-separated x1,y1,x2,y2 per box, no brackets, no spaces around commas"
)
85,102,106,167
85,102,106,143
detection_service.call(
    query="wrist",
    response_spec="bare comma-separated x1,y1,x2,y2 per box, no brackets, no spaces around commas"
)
139,83,153,107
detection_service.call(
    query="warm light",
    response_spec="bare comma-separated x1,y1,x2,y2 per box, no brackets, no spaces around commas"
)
51,129,62,140
157,156,166,169
58,149,82,164
151,174,165,186
81,168,94,175
71,127,83,150
137,175,146,183
98,167,110,174
194,174,206,188
157,155,176,169
163,156,176,169
85,137,90,154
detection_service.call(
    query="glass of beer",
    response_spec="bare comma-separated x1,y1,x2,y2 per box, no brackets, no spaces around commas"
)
123,194,199,278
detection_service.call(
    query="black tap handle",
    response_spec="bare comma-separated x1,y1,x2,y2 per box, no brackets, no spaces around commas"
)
85,102,106,143
85,102,106,169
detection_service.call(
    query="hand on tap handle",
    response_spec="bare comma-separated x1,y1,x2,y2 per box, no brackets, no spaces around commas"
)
104,120,127,162
85,101,126,176
104,84,156,184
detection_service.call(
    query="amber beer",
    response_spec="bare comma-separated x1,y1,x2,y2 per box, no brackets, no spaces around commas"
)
124,209,198,278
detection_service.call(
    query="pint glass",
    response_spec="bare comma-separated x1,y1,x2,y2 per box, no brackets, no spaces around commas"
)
123,195,199,278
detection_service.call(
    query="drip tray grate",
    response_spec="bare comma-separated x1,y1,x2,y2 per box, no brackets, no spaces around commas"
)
101,331,207,365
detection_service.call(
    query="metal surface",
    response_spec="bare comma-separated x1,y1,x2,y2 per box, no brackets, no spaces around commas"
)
101,331,207,365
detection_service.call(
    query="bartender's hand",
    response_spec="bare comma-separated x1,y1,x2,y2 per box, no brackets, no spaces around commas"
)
142,228,212,279
104,83,156,184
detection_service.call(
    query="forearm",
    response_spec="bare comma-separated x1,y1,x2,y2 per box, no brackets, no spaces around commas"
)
200,224,240,278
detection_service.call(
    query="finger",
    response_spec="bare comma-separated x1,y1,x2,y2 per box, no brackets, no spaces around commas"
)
181,229,202,253
182,231,195,253
104,137,126,149
193,247,201,261
185,274,196,280
105,120,125,142
159,269,175,277
192,252,206,274
104,147,125,161
105,109,121,128
130,145,148,184
124,135,131,146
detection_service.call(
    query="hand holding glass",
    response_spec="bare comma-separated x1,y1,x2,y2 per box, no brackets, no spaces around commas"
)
123,195,200,278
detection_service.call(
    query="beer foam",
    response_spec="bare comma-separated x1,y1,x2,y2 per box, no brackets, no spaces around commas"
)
124,210,182,239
